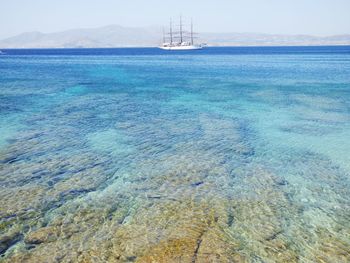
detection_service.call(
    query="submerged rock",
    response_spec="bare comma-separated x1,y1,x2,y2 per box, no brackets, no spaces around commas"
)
0,232,22,255
24,227,59,245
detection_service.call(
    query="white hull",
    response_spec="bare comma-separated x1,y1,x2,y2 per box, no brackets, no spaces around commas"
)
159,45,202,51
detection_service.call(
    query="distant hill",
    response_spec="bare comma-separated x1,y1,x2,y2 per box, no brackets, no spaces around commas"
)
199,32,350,47
0,25,162,48
1,25,349,48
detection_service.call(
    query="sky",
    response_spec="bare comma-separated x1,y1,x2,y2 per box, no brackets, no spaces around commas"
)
1,0,350,39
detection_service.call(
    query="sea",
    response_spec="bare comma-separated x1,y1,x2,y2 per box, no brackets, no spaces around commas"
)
0,46,350,262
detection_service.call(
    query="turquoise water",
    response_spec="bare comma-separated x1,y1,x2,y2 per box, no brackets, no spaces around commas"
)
0,47,350,262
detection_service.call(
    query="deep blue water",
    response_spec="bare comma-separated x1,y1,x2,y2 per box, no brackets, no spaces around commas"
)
0,46,350,262
2,45,350,56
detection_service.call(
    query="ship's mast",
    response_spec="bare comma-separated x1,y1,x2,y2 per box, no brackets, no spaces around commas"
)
170,18,173,45
179,15,183,43
191,18,194,45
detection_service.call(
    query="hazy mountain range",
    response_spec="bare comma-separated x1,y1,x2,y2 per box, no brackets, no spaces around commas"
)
1,25,349,48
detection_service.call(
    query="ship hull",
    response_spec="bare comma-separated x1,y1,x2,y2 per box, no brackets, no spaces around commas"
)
159,45,203,51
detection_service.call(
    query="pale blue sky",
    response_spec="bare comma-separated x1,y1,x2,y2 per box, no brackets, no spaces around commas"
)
1,0,350,39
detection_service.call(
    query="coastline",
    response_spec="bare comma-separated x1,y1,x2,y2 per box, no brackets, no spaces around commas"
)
2,44,350,50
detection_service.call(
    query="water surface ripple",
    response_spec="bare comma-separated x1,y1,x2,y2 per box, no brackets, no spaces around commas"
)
0,47,350,262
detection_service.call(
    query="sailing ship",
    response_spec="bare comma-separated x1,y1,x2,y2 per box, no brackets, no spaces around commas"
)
159,17,203,50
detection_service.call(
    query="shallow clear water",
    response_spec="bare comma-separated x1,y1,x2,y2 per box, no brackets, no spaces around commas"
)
0,47,350,262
